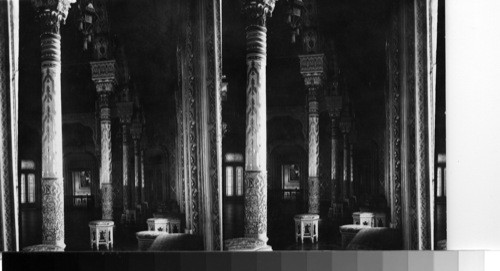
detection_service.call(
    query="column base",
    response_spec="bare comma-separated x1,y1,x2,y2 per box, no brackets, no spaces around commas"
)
224,237,271,251
22,244,65,252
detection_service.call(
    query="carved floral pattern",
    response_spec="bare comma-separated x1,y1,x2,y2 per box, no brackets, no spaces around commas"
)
42,178,65,247
244,171,267,240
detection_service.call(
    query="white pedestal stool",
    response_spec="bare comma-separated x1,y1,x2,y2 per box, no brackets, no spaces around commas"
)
89,220,114,251
294,214,320,243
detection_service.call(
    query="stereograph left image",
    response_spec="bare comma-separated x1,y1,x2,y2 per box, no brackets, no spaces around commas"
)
0,0,445,253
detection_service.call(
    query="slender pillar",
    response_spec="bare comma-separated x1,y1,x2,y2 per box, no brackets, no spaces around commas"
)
342,134,349,200
307,86,319,213
32,0,74,249
121,124,130,216
117,97,133,222
0,0,19,251
242,0,276,243
326,93,342,220
130,118,142,212
349,143,354,197
140,148,145,204
330,118,339,205
299,54,325,215
133,139,139,207
339,107,352,203
91,60,116,221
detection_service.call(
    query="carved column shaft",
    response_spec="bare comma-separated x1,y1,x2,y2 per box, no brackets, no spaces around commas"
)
132,138,139,208
242,0,275,243
91,60,116,221
99,92,113,220
307,86,320,214
36,4,73,248
342,134,349,200
330,117,339,204
0,0,19,251
350,144,354,197
140,149,145,203
121,124,129,211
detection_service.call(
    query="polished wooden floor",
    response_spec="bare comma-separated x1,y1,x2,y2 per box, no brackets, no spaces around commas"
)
19,199,446,251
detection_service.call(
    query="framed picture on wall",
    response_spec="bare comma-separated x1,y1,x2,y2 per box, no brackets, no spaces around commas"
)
289,164,300,182
80,171,91,188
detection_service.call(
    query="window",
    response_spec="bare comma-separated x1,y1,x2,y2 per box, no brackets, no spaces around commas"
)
20,174,26,204
226,166,233,196
224,153,244,197
443,168,446,197
28,174,35,203
20,160,36,205
437,167,443,197
236,166,243,196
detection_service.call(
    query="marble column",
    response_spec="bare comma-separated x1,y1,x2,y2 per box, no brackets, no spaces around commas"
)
91,60,116,221
130,119,142,212
140,148,145,204
117,98,133,222
299,54,325,214
242,0,276,243
326,93,342,220
121,124,130,214
349,143,354,198
330,118,339,205
342,133,349,201
32,0,74,249
0,0,19,251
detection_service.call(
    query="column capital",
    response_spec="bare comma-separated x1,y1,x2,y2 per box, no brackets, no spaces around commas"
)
90,60,117,93
130,120,143,141
325,93,343,118
242,0,277,27
116,101,133,124
32,0,75,25
299,54,325,86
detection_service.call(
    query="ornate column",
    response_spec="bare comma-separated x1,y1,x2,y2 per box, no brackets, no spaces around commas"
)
130,117,142,213
242,0,276,243
32,0,74,249
349,128,356,198
339,106,352,202
140,148,145,205
326,92,342,220
299,54,324,214
116,93,133,222
0,0,19,251
91,60,116,220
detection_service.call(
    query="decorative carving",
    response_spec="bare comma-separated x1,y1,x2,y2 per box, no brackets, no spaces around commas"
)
388,1,402,231
242,0,277,27
308,176,320,213
100,118,113,219
41,178,65,247
101,183,113,220
404,0,418,250
32,0,75,34
206,0,224,250
244,171,268,241
414,0,431,250
299,54,325,76
90,61,116,94
0,0,20,251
